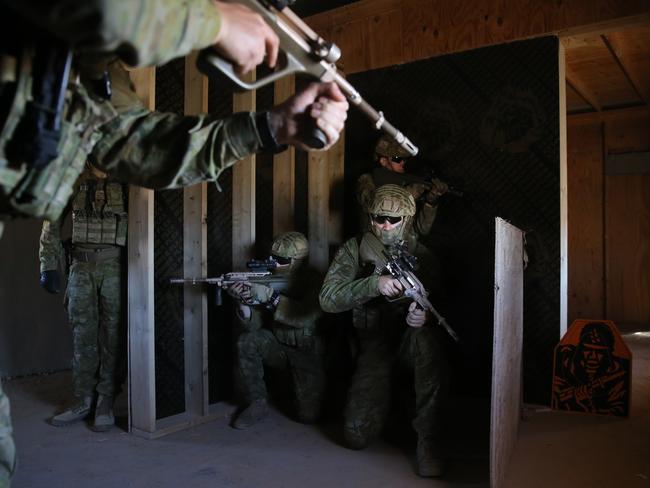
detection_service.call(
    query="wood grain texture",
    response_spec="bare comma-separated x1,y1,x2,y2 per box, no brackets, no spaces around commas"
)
308,150,329,272
305,0,650,74
232,71,256,269
183,52,209,417
328,131,345,245
127,66,156,433
567,123,605,323
605,113,650,153
491,218,524,488
605,174,650,325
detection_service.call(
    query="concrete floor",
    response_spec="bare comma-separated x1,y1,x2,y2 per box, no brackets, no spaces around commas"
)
5,328,647,488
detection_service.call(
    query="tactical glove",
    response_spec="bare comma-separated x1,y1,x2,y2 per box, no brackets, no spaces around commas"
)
40,270,61,294
425,178,449,204
406,182,428,200
246,283,275,304
406,301,428,328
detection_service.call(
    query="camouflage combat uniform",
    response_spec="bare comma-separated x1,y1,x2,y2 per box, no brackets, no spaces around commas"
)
0,1,276,482
320,186,449,468
235,264,326,422
0,380,15,488
39,167,127,401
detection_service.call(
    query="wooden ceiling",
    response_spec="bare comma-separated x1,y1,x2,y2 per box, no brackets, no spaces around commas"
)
564,24,650,115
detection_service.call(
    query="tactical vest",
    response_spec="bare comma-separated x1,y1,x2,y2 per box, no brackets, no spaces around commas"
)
1,41,117,223
71,173,127,246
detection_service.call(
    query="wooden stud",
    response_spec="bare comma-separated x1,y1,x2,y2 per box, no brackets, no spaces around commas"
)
559,42,569,337
232,71,256,269
328,130,345,246
568,105,650,126
273,75,296,236
183,51,209,418
127,66,156,434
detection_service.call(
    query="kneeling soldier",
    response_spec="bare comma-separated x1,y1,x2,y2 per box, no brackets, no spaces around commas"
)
228,232,325,429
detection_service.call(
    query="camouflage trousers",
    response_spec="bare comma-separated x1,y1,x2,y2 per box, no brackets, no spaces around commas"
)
66,253,123,399
344,324,449,449
0,379,15,488
235,328,325,422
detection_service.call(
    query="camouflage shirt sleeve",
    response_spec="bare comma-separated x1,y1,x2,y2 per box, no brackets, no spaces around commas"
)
39,218,64,273
5,0,221,67
89,61,263,189
412,202,438,238
319,238,380,313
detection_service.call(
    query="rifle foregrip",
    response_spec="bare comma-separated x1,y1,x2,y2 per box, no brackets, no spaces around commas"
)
215,287,223,307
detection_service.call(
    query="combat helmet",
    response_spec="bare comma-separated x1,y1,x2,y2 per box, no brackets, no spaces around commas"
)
368,184,415,245
374,134,412,159
272,231,309,259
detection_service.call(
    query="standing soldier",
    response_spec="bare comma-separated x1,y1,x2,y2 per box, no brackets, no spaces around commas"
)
39,163,127,431
1,2,348,484
320,185,450,478
227,232,326,429
356,134,449,247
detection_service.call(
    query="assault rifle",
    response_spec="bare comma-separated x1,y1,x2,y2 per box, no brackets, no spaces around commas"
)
197,0,418,155
371,167,464,199
555,369,626,403
363,233,460,342
170,259,288,306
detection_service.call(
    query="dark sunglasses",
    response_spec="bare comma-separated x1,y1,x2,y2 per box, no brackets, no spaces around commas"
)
271,254,292,265
371,214,403,225
390,156,405,163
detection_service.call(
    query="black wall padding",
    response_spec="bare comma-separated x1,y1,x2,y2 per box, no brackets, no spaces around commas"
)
345,37,560,405
154,58,186,419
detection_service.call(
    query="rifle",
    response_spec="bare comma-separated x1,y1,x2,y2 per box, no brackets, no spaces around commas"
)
556,369,626,403
363,233,460,342
197,0,418,156
371,167,464,199
170,268,289,306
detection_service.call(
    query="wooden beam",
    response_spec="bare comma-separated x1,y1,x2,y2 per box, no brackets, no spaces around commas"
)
565,65,602,112
559,42,568,337
308,150,329,272
183,51,209,418
601,34,649,105
306,0,650,74
232,71,256,269
568,105,650,126
273,75,295,236
127,66,156,435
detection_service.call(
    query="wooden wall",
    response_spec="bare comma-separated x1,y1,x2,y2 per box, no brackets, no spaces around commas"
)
307,0,650,74
567,111,650,326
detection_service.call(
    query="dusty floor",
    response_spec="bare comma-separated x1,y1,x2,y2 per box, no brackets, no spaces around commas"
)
5,328,648,488
6,373,488,488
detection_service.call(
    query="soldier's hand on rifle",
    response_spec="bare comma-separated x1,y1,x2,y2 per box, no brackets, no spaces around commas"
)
39,270,61,294
268,82,349,151
425,178,449,204
212,2,280,75
406,302,428,328
406,182,428,200
243,283,275,304
378,275,404,298
226,281,248,301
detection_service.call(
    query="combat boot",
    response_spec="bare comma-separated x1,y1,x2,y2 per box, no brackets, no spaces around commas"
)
232,398,269,430
92,395,115,432
416,436,446,478
50,396,92,426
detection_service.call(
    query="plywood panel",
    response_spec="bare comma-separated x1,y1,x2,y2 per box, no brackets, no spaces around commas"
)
567,123,605,323
306,0,650,74
367,8,403,68
273,75,296,236
491,218,525,488
607,25,650,103
566,82,595,113
605,173,650,325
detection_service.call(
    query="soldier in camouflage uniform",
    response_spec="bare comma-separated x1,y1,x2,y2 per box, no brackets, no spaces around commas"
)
39,163,128,431
1,2,348,484
0,380,15,488
320,185,450,478
227,232,325,429
356,134,448,247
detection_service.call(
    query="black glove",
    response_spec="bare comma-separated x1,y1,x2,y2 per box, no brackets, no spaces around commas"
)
40,270,61,294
